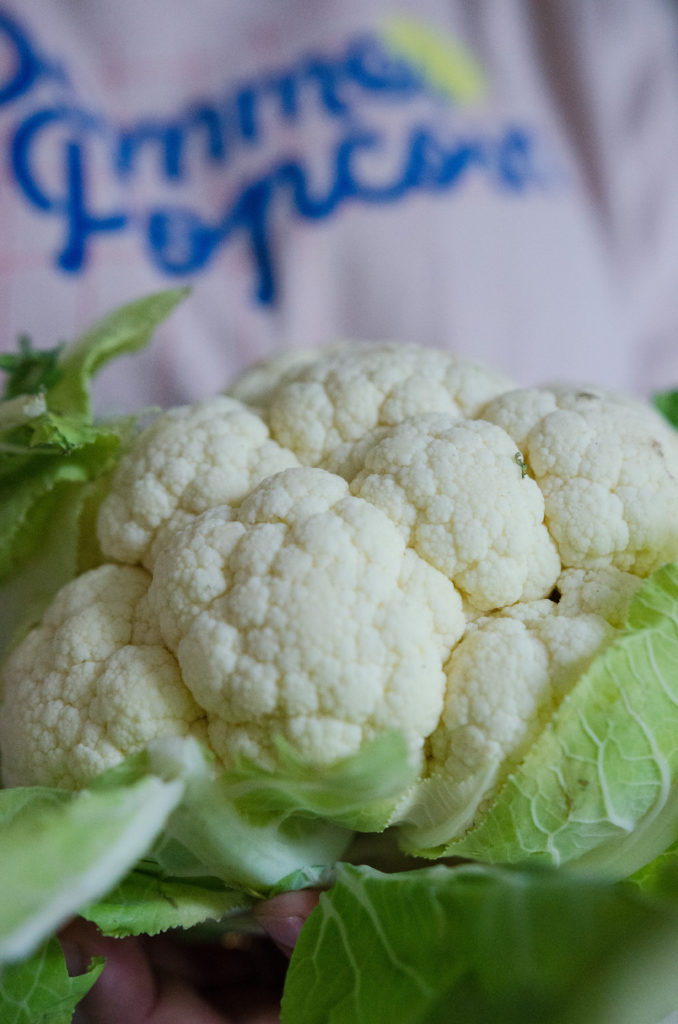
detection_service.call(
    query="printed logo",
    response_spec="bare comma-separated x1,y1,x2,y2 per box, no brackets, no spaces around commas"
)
0,10,559,305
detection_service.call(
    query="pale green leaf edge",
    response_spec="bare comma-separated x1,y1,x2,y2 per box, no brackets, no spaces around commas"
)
402,562,678,877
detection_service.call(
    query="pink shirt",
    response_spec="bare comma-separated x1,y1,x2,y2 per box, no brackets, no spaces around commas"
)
1,0,678,411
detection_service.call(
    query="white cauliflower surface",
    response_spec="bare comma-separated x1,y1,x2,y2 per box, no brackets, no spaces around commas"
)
481,385,678,575
97,395,299,569
148,467,464,770
266,342,514,465
0,564,207,788
334,413,560,612
2,342,677,846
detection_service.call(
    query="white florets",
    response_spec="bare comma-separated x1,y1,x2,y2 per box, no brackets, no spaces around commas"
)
0,564,206,788
97,395,299,568
1,340,674,852
148,467,465,771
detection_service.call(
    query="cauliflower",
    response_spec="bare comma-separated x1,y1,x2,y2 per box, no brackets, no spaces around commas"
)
265,342,514,465
0,564,207,788
146,466,464,771
332,413,560,612
97,395,299,568
481,385,678,575
226,345,329,410
2,340,678,854
409,566,643,843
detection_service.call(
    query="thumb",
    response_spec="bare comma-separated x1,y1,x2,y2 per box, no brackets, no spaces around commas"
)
254,890,320,958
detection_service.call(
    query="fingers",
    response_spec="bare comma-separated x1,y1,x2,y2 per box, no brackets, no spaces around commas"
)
59,918,284,1024
61,918,158,1023
58,890,320,1023
254,890,321,957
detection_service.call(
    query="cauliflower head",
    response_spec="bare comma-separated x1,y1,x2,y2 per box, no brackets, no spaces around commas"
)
2,341,677,852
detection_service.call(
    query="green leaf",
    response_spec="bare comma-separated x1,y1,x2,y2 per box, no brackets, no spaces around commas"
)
627,839,678,902
0,430,119,575
653,390,678,431
46,288,188,418
0,936,103,1024
281,863,678,1024
0,775,184,964
225,732,418,833
402,563,678,878
82,863,250,938
0,290,188,659
0,786,71,828
0,472,114,662
0,335,63,399
25,412,100,452
141,734,415,894
146,738,352,893
0,394,47,437
268,863,338,897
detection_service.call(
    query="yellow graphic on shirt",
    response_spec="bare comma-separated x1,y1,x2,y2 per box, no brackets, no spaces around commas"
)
382,15,487,103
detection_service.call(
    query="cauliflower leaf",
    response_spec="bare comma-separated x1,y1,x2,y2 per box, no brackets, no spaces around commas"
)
0,774,184,964
402,563,678,877
0,935,104,1024
0,289,188,661
281,862,678,1024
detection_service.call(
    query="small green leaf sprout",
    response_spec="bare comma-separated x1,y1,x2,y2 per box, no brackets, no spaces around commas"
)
514,451,527,478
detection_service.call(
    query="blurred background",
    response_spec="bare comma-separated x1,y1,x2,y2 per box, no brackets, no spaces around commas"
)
0,1,677,406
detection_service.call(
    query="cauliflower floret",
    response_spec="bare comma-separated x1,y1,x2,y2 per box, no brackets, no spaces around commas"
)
481,386,678,575
0,564,206,788
334,414,560,611
226,346,329,410
147,467,465,770
403,573,629,841
266,343,514,465
97,395,299,568
480,384,678,456
554,565,643,627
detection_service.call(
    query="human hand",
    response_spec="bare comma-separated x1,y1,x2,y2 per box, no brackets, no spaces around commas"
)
59,891,320,1024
